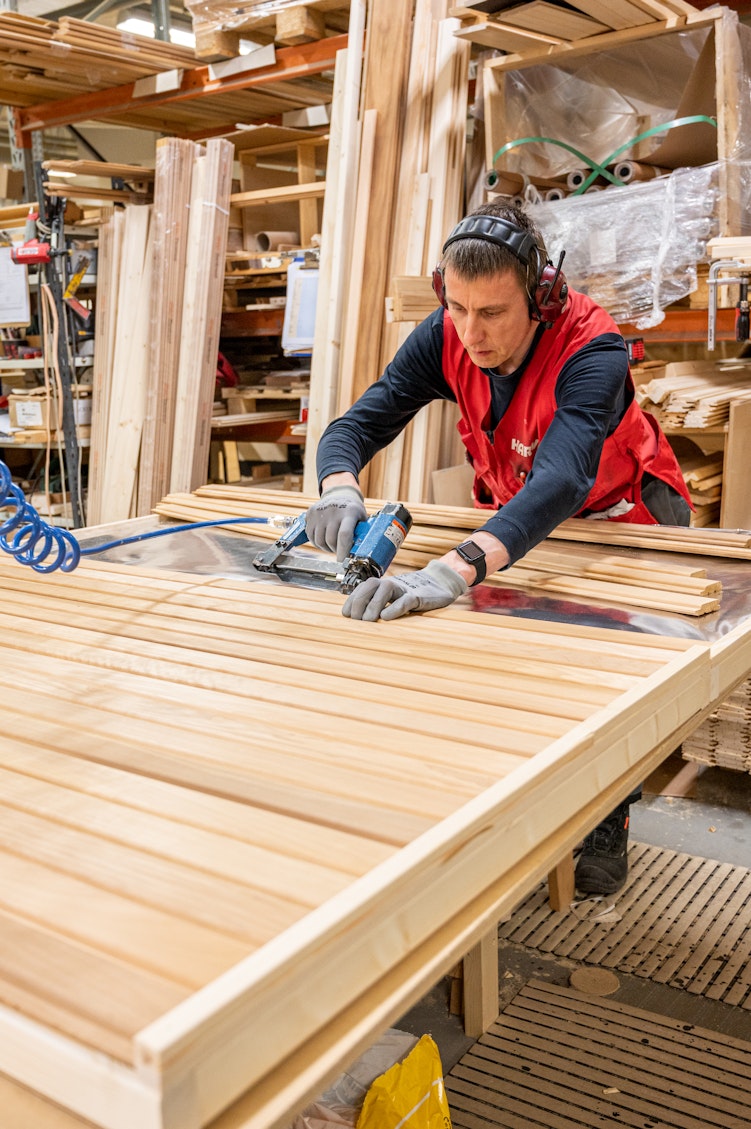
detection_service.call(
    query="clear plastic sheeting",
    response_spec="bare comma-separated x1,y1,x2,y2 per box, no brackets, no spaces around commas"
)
495,27,721,180
186,0,325,33
527,162,722,329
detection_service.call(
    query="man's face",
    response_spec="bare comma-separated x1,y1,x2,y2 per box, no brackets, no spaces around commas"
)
443,264,537,374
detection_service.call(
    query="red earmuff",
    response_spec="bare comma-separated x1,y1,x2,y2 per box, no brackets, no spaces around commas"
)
433,215,569,327
532,254,568,326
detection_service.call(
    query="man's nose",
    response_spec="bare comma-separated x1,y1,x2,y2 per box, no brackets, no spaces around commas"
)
464,311,484,343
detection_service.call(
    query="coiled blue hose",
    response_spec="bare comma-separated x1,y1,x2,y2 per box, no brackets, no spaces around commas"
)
0,459,282,574
0,460,80,573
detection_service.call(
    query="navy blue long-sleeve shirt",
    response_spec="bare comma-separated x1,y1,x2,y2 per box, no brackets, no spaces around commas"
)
317,307,631,566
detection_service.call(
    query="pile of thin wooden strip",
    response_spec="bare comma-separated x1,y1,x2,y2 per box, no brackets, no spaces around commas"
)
0,11,333,134
304,0,471,504
154,485,725,615
157,483,751,558
88,138,232,526
453,0,701,58
40,160,154,208
636,360,751,430
682,451,724,528
683,676,751,772
0,11,195,99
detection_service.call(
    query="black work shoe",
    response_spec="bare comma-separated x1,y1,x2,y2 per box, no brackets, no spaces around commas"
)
575,801,631,895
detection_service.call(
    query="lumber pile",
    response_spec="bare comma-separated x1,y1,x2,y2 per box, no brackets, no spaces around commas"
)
88,138,232,525
453,1,703,59
681,451,724,528
683,676,751,773
636,360,751,431
0,11,337,135
153,485,726,616
304,0,472,503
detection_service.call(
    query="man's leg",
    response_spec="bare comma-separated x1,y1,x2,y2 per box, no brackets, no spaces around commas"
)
575,477,689,896
575,787,642,895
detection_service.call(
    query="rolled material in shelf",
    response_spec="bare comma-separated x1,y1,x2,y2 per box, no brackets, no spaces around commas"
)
254,230,299,252
566,168,589,189
611,160,670,183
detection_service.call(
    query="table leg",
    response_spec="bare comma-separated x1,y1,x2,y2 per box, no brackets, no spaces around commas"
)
548,850,575,911
462,927,499,1037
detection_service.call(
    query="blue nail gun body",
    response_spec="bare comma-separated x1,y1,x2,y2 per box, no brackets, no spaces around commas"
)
253,502,412,593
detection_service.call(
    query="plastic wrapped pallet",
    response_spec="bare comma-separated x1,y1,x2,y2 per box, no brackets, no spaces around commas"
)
525,161,750,329
187,0,331,35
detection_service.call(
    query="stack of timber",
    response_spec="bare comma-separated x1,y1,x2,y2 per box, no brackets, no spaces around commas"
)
88,138,232,526
40,159,154,207
0,11,338,135
154,485,726,616
305,0,472,503
0,546,736,1129
682,451,724,528
453,1,703,57
636,360,751,431
683,675,751,773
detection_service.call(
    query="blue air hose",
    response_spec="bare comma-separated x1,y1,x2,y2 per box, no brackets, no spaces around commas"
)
0,459,283,575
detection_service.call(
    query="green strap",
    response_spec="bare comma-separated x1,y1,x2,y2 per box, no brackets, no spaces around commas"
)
490,115,717,196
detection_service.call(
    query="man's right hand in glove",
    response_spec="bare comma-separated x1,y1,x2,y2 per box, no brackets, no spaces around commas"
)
305,482,367,560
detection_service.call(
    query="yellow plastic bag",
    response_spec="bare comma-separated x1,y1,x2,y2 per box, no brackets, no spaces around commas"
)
356,1035,452,1129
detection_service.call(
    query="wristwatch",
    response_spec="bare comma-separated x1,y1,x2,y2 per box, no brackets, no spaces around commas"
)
455,539,486,587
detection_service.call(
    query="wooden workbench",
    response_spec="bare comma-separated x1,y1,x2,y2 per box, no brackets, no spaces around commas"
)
0,548,750,1129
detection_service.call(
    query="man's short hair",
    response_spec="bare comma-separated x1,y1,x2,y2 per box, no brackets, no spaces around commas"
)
440,202,548,298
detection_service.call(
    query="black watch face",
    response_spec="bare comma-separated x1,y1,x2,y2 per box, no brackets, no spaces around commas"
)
460,541,483,564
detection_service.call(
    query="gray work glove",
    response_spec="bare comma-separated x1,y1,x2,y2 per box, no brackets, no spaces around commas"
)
342,559,468,621
305,484,367,560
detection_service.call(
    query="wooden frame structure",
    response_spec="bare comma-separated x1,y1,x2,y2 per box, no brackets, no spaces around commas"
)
1,544,751,1129
477,4,745,235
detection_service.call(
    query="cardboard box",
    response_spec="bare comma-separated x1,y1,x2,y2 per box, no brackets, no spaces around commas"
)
0,165,25,200
8,386,92,432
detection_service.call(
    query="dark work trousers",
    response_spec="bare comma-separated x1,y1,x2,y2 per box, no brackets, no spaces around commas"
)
604,474,690,818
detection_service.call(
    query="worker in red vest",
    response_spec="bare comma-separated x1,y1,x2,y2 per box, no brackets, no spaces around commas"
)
306,202,692,895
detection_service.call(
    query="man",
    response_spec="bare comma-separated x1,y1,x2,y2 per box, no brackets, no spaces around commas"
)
305,202,692,895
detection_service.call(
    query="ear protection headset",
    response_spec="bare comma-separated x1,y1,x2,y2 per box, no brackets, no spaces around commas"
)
431,214,569,328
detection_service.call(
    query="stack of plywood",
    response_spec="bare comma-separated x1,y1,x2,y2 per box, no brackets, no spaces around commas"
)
88,138,232,526
683,676,751,773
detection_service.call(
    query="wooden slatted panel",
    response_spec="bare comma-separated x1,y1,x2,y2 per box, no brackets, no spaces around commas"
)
499,843,751,1008
151,487,727,615
0,556,697,1071
446,979,751,1129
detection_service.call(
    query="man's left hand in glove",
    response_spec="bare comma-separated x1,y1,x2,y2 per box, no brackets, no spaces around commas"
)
342,559,468,621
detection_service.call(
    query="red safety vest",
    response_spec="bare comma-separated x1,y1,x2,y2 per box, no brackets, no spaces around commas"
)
441,289,691,525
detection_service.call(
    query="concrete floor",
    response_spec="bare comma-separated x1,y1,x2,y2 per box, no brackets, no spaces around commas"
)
395,753,751,1074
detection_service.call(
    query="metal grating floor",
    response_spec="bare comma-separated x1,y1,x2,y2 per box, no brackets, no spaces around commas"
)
446,979,751,1129
498,843,751,1009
